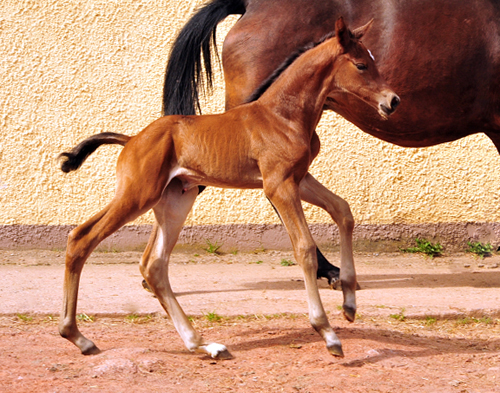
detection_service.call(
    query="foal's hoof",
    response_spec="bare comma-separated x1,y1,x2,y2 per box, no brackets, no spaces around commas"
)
81,342,101,356
327,343,344,358
342,305,356,323
202,343,233,360
215,348,233,360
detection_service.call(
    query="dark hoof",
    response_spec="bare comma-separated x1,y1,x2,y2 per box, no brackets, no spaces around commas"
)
331,279,362,291
82,343,101,356
215,349,234,360
321,269,340,288
330,277,341,290
343,305,356,322
327,343,344,357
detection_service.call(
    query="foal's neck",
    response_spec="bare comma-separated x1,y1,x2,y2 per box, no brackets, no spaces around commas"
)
258,39,341,134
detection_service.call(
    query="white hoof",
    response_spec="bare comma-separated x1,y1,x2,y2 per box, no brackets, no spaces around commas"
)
200,343,233,359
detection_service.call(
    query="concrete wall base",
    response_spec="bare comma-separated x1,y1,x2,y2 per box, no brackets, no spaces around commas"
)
1,222,499,253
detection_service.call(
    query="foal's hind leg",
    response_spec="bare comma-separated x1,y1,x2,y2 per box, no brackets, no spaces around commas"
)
59,198,154,354
264,177,344,357
299,173,357,322
141,186,206,293
140,179,232,359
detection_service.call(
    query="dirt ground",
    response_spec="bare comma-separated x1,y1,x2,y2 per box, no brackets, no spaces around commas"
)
0,249,499,392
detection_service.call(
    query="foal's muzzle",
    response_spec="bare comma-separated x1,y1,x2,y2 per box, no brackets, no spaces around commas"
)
379,93,400,118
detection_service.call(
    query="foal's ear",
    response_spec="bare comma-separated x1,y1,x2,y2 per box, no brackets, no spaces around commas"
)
352,19,374,40
335,17,350,48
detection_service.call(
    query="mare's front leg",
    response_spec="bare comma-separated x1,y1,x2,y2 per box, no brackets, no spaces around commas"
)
140,178,232,359
264,177,344,357
299,173,357,322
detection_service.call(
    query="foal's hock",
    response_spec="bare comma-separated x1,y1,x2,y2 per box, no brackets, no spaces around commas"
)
59,18,398,358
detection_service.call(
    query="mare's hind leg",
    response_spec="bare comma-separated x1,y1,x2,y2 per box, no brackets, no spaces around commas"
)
299,173,357,322
59,198,155,354
264,177,343,357
140,179,232,359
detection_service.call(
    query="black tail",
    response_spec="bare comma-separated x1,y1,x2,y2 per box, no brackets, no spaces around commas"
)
59,132,131,173
162,0,245,116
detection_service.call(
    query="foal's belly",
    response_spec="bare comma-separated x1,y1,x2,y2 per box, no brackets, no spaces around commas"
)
170,165,264,191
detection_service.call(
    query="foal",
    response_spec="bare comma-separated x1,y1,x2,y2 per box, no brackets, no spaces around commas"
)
59,18,399,358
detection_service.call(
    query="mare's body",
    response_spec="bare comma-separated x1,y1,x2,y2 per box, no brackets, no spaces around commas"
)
162,0,500,280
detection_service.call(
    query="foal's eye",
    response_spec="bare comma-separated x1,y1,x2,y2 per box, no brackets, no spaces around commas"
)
356,63,367,71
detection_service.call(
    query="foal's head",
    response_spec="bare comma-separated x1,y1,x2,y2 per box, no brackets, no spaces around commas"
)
331,17,400,119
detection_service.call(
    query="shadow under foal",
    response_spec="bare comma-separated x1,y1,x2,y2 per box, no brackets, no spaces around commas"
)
58,18,399,359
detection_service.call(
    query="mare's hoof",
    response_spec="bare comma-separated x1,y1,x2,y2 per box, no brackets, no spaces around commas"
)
323,270,340,288
327,343,344,357
330,277,341,290
343,305,356,322
331,279,362,291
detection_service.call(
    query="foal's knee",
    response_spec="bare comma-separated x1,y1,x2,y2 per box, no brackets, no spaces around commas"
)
342,211,355,233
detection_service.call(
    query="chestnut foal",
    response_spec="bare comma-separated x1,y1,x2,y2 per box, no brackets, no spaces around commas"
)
59,18,398,358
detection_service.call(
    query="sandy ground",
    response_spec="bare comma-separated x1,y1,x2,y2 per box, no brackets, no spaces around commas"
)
0,249,499,392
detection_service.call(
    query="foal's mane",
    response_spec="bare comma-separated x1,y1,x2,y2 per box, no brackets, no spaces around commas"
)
245,31,336,103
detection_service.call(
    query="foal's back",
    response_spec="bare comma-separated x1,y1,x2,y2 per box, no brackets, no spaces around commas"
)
155,106,266,190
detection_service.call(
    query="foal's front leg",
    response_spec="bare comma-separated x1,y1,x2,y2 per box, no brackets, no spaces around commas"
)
140,179,232,359
264,177,344,357
299,173,357,322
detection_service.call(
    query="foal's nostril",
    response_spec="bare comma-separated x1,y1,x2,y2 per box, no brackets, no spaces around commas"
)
378,93,400,118
390,95,401,111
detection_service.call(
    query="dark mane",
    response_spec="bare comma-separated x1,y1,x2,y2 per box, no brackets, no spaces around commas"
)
245,32,336,103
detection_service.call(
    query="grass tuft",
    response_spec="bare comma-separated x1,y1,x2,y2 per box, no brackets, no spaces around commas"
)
16,313,33,322
203,240,222,255
76,313,95,322
280,258,296,266
125,314,153,324
466,241,493,259
204,311,223,323
400,238,443,258
389,308,406,322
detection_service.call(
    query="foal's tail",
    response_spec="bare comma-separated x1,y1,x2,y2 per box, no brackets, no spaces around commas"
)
59,132,131,173
163,0,246,116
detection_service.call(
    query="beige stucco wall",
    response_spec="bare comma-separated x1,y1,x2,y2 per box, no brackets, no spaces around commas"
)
1,0,500,233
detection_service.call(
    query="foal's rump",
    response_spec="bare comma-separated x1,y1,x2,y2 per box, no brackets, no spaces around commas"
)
58,117,177,178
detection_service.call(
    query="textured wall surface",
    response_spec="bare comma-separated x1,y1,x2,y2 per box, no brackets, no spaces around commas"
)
1,0,500,236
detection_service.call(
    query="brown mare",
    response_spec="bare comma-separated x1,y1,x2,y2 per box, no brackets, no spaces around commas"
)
162,0,500,284
59,18,399,358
